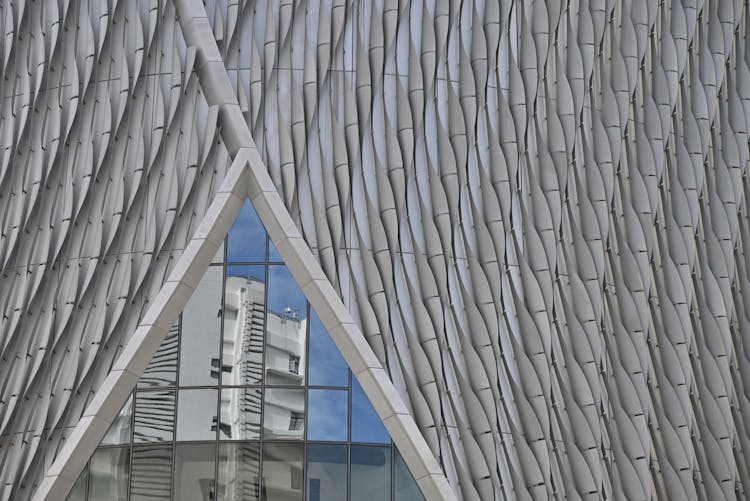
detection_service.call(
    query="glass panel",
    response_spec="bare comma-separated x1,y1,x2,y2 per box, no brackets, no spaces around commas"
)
130,445,173,501
65,464,88,501
306,389,347,442
351,379,390,444
220,387,261,440
180,265,222,386
223,265,266,386
138,321,179,388
262,442,303,501
394,449,425,501
228,200,267,263
263,388,305,440
306,444,346,501
265,265,307,386
88,447,130,500
100,396,132,445
134,390,175,443
350,445,391,501
177,389,218,441
307,312,348,387
174,443,216,501
218,442,261,501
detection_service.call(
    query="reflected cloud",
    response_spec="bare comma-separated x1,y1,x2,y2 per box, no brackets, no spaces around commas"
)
307,389,347,442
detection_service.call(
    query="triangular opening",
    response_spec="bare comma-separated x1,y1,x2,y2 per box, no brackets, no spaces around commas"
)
69,199,424,501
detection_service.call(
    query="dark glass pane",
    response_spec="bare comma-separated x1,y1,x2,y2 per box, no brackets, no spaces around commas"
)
394,449,425,501
101,396,132,445
65,464,88,501
177,389,218,441
138,321,179,388
223,265,266,386
88,447,129,500
218,442,261,501
130,445,173,501
350,445,391,501
261,442,303,501
134,390,175,443
306,444,346,501
220,387,261,440
263,388,305,440
228,200,266,263
265,265,307,386
180,265,222,386
307,312,348,387
350,379,390,444
174,443,216,501
306,389,347,442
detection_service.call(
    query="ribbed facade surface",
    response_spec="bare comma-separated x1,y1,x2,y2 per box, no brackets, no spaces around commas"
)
2,0,750,500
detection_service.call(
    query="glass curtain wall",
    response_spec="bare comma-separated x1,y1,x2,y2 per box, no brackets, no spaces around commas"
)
67,201,424,501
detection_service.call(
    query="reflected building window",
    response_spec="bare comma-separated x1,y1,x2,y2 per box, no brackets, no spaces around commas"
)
262,442,303,501
350,445,391,501
263,388,305,440
174,443,217,501
88,447,129,501
177,389,218,441
265,265,307,386
220,387,261,440
100,397,132,446
306,444,346,501
130,445,173,501
180,266,222,387
134,390,175,443
138,321,179,388
223,265,266,386
218,442,261,501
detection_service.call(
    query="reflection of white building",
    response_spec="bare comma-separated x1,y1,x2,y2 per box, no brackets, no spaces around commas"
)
223,276,266,386
264,308,307,385
221,276,306,442
217,444,261,501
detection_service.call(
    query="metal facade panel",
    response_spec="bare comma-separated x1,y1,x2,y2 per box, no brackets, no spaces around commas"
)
3,0,750,500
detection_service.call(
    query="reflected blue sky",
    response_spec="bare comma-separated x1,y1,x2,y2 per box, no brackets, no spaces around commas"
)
307,389,348,441
227,200,266,263
225,264,265,282
308,312,349,387
266,265,307,317
351,379,391,444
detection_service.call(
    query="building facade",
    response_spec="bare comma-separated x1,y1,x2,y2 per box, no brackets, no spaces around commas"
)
2,0,750,500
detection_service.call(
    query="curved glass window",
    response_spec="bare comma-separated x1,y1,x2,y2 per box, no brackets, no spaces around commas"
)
85,201,426,501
